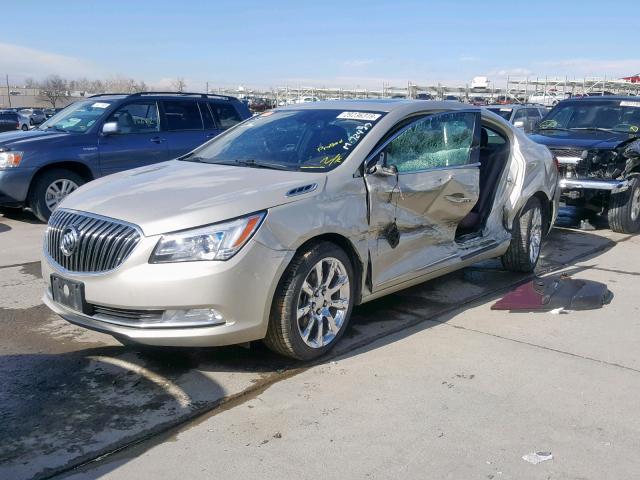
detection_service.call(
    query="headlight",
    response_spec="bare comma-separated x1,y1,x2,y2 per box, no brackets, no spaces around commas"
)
0,151,23,168
150,211,266,263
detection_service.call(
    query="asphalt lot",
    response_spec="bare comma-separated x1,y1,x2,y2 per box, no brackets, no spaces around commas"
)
0,208,638,479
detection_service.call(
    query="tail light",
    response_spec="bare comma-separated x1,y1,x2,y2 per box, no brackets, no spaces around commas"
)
552,155,560,171
15,122,19,130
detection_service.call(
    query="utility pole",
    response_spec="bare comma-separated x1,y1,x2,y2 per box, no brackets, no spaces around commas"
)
206,81,209,94
5,75,11,108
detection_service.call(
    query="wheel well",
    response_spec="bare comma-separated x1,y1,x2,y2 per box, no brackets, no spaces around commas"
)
295,233,365,304
28,162,94,202
532,191,553,234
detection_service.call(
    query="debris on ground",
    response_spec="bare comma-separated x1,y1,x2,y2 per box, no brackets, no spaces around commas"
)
492,274,612,312
522,451,553,464
273,431,282,439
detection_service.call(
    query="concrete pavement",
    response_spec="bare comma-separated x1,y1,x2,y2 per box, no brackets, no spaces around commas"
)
60,235,640,480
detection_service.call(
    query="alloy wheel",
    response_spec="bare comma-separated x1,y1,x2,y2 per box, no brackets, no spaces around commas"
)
45,179,79,212
529,207,543,265
630,186,640,222
296,257,350,349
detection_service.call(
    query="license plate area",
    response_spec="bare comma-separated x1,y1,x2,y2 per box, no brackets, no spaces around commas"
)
51,275,89,314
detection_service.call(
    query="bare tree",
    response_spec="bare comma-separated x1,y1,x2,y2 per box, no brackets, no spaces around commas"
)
104,76,147,94
170,77,187,92
39,75,69,108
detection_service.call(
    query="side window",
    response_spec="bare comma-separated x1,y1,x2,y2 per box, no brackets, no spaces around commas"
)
162,100,203,131
385,112,476,173
210,103,242,129
527,109,542,120
105,102,159,134
512,109,527,122
199,102,216,129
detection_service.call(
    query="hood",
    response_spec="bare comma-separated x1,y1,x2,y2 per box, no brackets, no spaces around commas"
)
529,129,638,150
0,129,70,149
60,160,326,236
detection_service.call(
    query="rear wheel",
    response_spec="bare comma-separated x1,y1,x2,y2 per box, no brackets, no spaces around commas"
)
501,196,544,273
29,169,84,222
264,242,354,360
21,124,28,131
608,176,640,234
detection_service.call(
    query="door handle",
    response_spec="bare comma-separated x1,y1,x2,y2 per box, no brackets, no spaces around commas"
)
444,194,474,204
150,136,164,144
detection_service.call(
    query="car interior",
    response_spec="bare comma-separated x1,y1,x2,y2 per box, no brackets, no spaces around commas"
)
456,124,510,240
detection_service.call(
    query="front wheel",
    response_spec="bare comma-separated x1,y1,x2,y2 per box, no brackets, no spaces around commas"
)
29,169,84,222
608,176,640,234
501,196,544,273
264,242,354,360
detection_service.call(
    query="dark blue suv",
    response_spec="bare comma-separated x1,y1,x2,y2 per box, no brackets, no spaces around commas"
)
0,92,251,221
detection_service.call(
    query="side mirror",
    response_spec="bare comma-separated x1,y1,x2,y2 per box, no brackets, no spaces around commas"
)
514,120,525,129
102,122,118,135
366,151,398,177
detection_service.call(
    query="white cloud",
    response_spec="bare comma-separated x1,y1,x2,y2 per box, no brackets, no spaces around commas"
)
487,67,535,78
0,43,102,80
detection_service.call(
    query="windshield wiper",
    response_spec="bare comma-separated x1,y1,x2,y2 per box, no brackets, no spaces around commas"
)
536,127,571,132
570,127,612,132
234,159,295,171
44,125,69,133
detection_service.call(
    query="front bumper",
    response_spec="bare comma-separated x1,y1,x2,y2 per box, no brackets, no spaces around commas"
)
559,178,629,192
0,167,37,205
42,236,294,347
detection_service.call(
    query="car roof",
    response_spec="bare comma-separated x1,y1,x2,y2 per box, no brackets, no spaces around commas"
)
281,99,481,114
562,95,638,102
87,92,241,102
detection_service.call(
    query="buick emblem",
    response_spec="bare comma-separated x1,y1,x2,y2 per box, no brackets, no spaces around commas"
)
60,226,80,257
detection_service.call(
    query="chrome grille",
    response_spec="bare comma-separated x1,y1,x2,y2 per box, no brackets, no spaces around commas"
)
46,210,141,273
92,305,163,322
549,148,585,159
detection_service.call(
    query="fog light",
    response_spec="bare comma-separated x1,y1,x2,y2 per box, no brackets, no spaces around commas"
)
161,308,225,327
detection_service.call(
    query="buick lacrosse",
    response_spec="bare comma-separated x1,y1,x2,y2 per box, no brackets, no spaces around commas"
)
42,101,559,360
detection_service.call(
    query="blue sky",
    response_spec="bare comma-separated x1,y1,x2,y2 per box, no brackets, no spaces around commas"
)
1,0,639,90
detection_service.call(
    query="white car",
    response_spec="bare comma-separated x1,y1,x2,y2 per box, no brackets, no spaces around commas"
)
527,92,568,107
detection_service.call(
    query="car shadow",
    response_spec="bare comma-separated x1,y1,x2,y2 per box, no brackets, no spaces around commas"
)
1,208,42,225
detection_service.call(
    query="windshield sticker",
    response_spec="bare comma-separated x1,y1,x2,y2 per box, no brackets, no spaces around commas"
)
320,153,343,167
500,108,512,112
91,102,110,109
337,111,382,121
343,122,373,151
538,119,557,129
317,139,344,152
620,101,640,108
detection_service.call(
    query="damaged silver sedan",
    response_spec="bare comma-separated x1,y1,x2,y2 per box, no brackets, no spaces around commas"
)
42,101,559,359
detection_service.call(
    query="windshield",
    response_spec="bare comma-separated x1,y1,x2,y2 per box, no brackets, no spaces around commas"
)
538,100,640,134
487,108,513,120
185,109,385,172
38,100,114,133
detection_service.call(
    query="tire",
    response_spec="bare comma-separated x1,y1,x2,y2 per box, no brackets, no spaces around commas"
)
21,125,28,131
29,169,84,222
608,176,640,234
264,242,355,360
501,196,544,273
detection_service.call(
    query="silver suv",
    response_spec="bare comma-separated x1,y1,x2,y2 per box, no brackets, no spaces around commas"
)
42,101,559,360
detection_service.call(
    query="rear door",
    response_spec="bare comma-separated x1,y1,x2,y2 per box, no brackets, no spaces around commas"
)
0,113,12,132
160,99,207,158
98,100,168,175
364,111,481,291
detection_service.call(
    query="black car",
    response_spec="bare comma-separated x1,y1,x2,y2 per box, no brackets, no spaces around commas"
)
530,96,640,233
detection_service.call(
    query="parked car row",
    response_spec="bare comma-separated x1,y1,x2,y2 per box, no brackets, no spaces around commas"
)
0,110,30,132
0,92,251,221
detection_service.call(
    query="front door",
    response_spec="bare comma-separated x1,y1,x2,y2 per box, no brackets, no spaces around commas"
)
364,111,481,291
98,101,168,175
